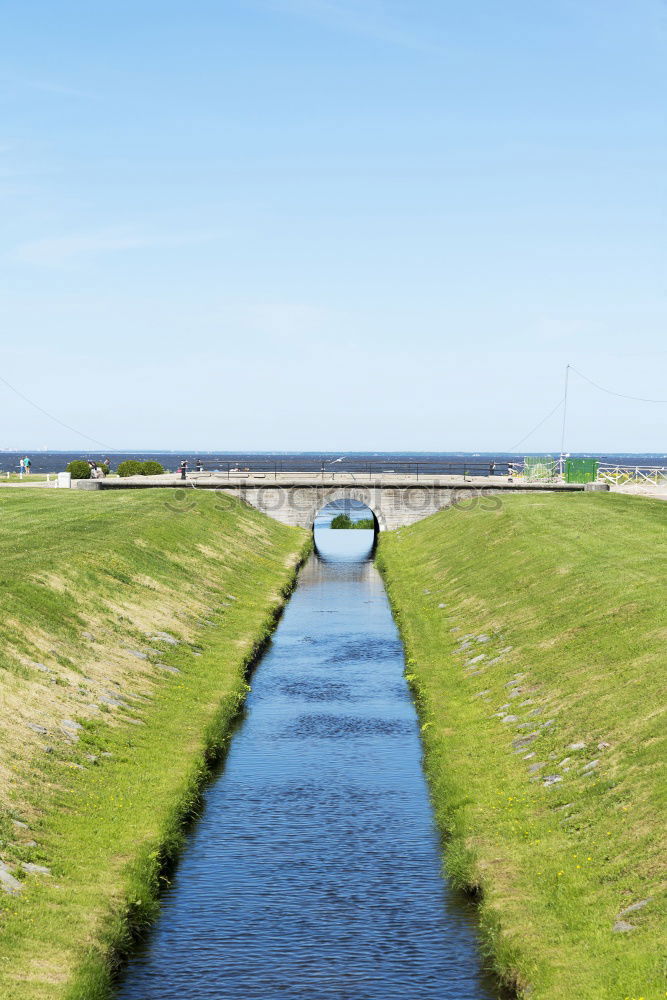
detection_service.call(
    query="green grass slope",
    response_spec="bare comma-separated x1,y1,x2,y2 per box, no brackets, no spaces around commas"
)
0,489,308,999
378,492,666,1000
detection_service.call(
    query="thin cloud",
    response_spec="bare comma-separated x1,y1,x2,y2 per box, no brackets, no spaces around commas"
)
3,74,99,100
14,228,219,267
261,0,441,53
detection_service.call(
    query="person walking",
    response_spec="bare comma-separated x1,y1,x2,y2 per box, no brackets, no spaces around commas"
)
488,460,496,477
24,456,31,475
18,457,25,476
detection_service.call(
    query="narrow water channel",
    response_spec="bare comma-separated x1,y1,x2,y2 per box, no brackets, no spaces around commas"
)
116,529,497,999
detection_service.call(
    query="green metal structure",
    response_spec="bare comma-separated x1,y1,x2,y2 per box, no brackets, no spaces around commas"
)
565,458,598,483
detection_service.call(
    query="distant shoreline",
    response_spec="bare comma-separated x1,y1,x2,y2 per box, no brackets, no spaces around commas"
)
1,450,664,477
1,450,665,457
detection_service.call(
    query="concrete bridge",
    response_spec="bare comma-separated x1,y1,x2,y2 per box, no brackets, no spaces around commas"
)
90,472,592,531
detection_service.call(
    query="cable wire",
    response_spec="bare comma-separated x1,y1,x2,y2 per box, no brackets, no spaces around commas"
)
507,395,566,452
0,372,111,449
570,366,667,404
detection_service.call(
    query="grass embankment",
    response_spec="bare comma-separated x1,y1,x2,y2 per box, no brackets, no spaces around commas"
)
0,489,308,999
377,493,666,1000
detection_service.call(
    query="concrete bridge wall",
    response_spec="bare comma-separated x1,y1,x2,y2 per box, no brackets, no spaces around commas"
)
225,484,478,531
91,475,589,530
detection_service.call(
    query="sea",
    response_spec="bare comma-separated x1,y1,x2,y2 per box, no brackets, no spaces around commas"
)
2,451,665,477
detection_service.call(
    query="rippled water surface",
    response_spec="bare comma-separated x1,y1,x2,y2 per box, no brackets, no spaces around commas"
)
116,530,497,1000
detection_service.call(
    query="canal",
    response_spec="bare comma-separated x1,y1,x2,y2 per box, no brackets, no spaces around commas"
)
115,526,497,999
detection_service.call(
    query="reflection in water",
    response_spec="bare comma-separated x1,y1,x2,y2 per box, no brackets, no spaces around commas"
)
115,529,498,1000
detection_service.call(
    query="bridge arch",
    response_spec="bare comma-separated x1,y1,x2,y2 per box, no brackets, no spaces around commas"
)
309,488,387,533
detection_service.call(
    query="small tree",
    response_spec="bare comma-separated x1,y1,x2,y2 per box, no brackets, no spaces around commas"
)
66,460,91,480
330,513,353,529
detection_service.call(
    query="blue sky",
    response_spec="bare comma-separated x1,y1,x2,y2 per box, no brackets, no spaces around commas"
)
1,0,665,451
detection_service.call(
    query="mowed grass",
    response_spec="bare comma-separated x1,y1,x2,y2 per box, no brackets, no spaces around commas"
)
377,493,666,1000
0,488,308,999
0,475,49,483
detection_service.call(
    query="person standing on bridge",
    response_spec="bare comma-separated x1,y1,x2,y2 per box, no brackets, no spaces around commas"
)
179,460,188,481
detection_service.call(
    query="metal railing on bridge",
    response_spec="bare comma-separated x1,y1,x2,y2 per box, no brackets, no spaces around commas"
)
184,459,519,481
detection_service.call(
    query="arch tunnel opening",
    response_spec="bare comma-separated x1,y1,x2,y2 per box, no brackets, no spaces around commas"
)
313,499,379,560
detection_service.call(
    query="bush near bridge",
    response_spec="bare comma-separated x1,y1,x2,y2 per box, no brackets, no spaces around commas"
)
140,460,165,476
117,459,165,477
0,489,308,1000
66,460,91,480
377,492,666,1000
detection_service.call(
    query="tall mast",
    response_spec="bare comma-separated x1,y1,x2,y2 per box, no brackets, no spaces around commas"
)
559,363,570,478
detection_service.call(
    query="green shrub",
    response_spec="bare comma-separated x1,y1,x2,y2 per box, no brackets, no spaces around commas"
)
117,460,166,478
66,460,91,480
117,460,144,478
330,513,375,529
140,461,165,476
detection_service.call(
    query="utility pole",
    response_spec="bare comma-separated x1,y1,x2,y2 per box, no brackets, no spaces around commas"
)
559,363,570,479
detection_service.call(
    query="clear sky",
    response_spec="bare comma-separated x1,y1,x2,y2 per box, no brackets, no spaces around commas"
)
1,0,665,452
